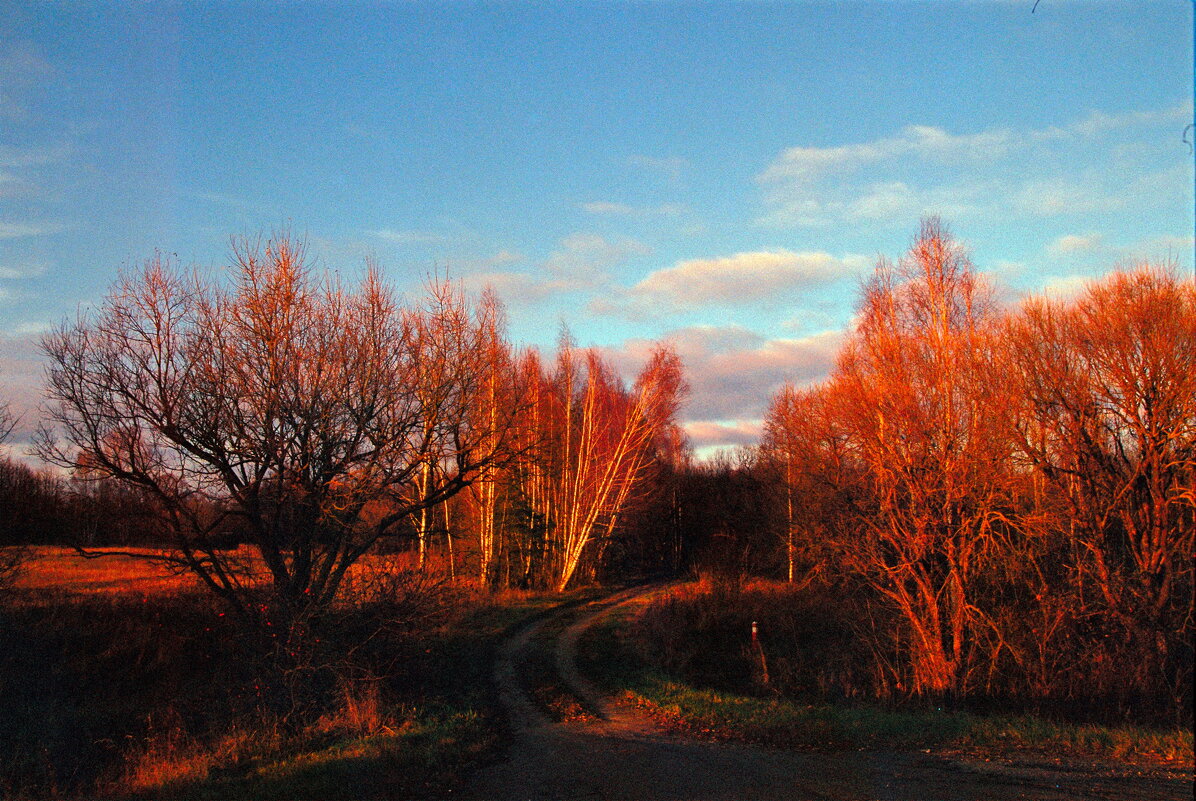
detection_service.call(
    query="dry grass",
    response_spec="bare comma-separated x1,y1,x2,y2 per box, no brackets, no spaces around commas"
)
9,545,206,597
583,581,1195,769
6,546,460,602
0,549,550,799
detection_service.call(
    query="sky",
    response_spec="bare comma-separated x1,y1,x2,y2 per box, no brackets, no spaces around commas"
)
1,0,1193,459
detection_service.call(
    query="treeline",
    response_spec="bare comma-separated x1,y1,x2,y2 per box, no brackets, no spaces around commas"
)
0,457,163,547
4,222,1191,723
754,220,1193,722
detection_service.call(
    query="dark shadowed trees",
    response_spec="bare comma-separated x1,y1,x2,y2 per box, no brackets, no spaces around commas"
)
38,235,517,624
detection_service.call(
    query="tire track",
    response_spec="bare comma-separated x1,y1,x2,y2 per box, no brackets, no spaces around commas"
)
458,584,1193,801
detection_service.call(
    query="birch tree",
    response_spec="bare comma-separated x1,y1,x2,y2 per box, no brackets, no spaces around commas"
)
831,219,1016,695
549,341,686,591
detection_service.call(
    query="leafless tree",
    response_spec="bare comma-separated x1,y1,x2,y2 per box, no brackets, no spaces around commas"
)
37,234,517,624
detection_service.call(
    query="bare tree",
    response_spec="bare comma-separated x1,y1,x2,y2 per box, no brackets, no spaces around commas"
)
38,234,516,624
0,383,24,593
829,219,1019,696
1004,264,1195,705
548,340,686,591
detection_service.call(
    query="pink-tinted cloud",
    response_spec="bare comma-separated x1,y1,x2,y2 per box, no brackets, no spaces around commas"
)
683,419,763,451
0,328,46,448
602,323,842,426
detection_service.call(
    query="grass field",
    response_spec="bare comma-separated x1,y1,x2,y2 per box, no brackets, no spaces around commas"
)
0,546,553,800
8,546,449,597
10,546,213,596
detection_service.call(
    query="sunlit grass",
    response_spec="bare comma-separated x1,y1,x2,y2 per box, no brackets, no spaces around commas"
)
7,545,464,600
119,707,489,800
10,545,208,596
0,550,559,799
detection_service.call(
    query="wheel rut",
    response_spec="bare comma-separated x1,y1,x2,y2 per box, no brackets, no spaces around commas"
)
457,584,1193,801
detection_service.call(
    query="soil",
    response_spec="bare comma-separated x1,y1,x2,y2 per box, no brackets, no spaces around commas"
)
456,585,1193,801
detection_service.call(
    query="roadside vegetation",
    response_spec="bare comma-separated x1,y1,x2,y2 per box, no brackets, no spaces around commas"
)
579,579,1194,767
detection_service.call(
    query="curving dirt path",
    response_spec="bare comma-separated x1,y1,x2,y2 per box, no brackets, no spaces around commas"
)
457,585,1191,801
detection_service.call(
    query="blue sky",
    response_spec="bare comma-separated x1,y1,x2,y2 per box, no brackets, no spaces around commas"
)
2,0,1193,455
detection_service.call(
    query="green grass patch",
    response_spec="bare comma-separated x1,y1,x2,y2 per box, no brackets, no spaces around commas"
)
137,709,490,801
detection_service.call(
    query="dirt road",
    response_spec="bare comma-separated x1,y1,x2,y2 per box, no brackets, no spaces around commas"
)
457,585,1191,801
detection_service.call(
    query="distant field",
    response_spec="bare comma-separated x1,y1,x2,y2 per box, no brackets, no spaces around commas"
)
10,546,207,596
7,545,443,600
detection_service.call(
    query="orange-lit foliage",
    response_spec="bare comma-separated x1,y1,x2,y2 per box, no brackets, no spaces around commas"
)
832,220,1016,695
1004,266,1195,710
461,335,686,591
763,221,1193,719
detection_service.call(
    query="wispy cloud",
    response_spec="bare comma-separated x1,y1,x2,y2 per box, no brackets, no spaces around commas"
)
0,221,65,239
627,154,689,182
759,124,1012,185
0,259,48,280
0,41,54,122
580,201,686,217
0,142,71,169
461,234,646,303
544,233,649,280
757,101,1193,228
1047,232,1103,256
369,228,450,246
0,328,49,444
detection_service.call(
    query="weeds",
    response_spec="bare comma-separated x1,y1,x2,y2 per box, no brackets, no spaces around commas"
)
0,558,551,800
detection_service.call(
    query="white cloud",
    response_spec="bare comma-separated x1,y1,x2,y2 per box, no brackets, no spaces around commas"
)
1040,274,1093,300
756,102,1191,228
641,250,856,305
1047,232,1103,256
759,124,1013,185
594,250,864,318
1049,101,1193,140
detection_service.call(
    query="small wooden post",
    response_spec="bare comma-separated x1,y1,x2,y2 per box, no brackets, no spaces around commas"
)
751,621,769,687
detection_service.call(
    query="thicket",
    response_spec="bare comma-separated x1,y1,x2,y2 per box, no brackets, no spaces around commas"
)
752,220,1193,725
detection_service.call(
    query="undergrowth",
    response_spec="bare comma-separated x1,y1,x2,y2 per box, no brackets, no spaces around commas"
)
0,566,555,800
578,583,1195,768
